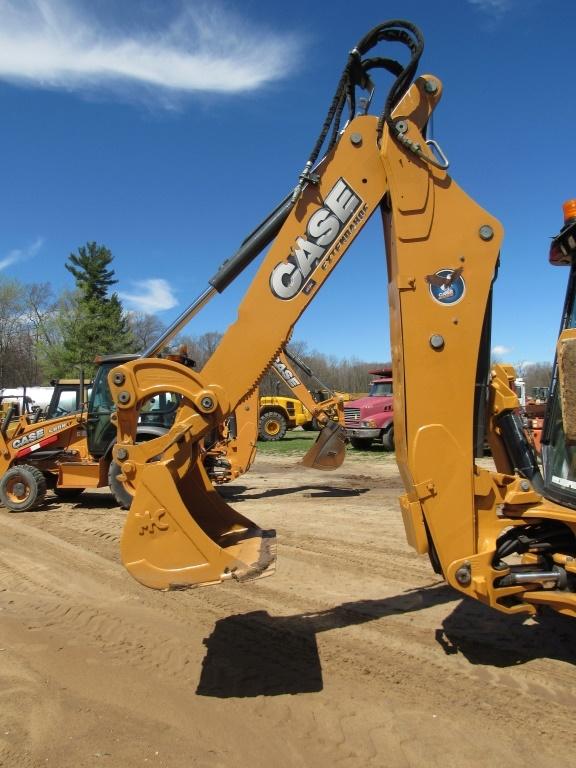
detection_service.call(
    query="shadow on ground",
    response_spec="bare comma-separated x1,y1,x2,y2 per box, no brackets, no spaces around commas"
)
437,596,576,667
218,484,369,502
197,584,576,698
196,582,454,698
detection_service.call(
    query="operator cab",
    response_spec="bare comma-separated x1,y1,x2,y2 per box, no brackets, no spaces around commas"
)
541,201,576,509
367,368,393,397
88,354,181,458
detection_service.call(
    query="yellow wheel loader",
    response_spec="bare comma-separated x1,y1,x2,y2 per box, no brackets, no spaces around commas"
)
101,20,576,620
258,394,311,441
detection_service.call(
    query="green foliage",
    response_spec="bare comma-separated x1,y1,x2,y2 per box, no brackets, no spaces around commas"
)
256,429,394,462
65,242,117,302
53,243,136,377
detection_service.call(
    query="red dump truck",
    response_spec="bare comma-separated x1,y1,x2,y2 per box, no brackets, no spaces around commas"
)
343,368,394,450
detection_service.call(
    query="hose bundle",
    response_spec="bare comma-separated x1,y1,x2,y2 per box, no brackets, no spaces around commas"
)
294,19,424,197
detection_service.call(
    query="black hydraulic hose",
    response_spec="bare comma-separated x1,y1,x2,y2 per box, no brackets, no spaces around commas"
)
1,405,15,436
496,411,544,494
284,347,332,393
298,20,424,196
208,193,294,294
145,21,425,354
284,348,313,378
207,20,425,297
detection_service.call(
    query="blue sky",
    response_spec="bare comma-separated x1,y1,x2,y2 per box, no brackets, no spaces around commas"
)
0,0,573,367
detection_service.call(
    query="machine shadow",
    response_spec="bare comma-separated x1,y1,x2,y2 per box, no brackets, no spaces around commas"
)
196,582,454,698
437,596,576,667
24,490,120,513
218,484,369,502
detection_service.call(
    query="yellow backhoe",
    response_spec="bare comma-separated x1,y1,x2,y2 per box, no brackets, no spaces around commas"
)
203,347,348,482
102,20,576,620
0,354,181,511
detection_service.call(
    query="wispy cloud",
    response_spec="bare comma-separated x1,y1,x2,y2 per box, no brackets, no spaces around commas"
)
0,237,44,271
466,0,515,15
492,344,512,358
119,278,178,313
0,0,301,99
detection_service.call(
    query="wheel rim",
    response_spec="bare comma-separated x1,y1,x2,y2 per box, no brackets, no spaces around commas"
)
265,420,281,436
5,476,31,504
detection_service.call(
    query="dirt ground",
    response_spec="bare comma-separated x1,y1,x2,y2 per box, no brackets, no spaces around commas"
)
1,448,576,768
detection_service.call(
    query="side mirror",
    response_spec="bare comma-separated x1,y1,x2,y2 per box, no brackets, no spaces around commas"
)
557,329,576,442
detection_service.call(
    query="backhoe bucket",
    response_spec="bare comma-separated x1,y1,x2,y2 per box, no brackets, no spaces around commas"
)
300,420,347,471
120,452,276,590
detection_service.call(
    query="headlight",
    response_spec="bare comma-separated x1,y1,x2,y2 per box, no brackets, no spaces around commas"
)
361,419,377,428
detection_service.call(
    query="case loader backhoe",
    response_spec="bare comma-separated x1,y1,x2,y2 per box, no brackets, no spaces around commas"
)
203,348,348,482
105,20,576,619
266,348,348,470
0,348,258,510
0,354,179,511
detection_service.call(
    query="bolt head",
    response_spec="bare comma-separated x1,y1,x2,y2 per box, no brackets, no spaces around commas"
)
116,447,128,461
112,372,125,385
430,334,445,351
350,132,363,146
520,480,531,492
479,225,494,241
424,78,438,94
201,397,214,410
455,565,472,587
118,391,131,404
395,120,408,135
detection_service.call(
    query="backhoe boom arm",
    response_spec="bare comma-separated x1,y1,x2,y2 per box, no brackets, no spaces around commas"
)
107,24,576,620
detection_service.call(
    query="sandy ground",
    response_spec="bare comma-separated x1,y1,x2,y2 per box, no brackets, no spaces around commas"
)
1,448,576,768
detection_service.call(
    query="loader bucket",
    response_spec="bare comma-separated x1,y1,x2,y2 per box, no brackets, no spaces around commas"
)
300,420,347,471
120,450,276,590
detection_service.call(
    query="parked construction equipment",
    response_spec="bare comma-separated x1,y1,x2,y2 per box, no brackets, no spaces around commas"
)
0,354,180,511
344,368,394,450
7,19,576,623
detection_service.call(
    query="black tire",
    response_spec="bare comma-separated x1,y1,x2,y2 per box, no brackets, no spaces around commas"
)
53,487,86,500
382,425,395,452
108,460,133,510
0,464,47,512
350,438,373,450
258,411,287,441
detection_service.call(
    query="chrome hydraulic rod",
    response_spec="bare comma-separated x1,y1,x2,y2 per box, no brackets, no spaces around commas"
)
142,286,217,358
142,193,295,358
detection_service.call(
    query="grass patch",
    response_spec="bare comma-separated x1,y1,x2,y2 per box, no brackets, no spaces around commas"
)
256,429,396,462
256,430,317,456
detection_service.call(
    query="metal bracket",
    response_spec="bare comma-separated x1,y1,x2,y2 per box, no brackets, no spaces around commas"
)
414,479,437,501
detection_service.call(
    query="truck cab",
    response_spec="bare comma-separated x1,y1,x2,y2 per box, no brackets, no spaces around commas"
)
344,368,394,450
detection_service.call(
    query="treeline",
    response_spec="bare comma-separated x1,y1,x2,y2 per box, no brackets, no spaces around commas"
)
0,241,553,397
0,242,386,393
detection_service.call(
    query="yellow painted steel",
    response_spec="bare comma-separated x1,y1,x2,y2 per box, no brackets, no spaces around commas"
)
110,74,576,619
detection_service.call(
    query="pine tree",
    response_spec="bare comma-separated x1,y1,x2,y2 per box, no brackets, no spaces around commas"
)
56,243,135,376
65,242,117,301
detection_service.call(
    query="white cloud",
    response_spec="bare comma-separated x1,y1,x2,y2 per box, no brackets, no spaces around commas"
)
0,237,44,270
119,278,178,313
492,344,512,357
0,0,301,98
467,0,514,14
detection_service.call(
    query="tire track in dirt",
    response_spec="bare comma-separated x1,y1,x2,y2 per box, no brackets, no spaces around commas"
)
1,456,576,766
